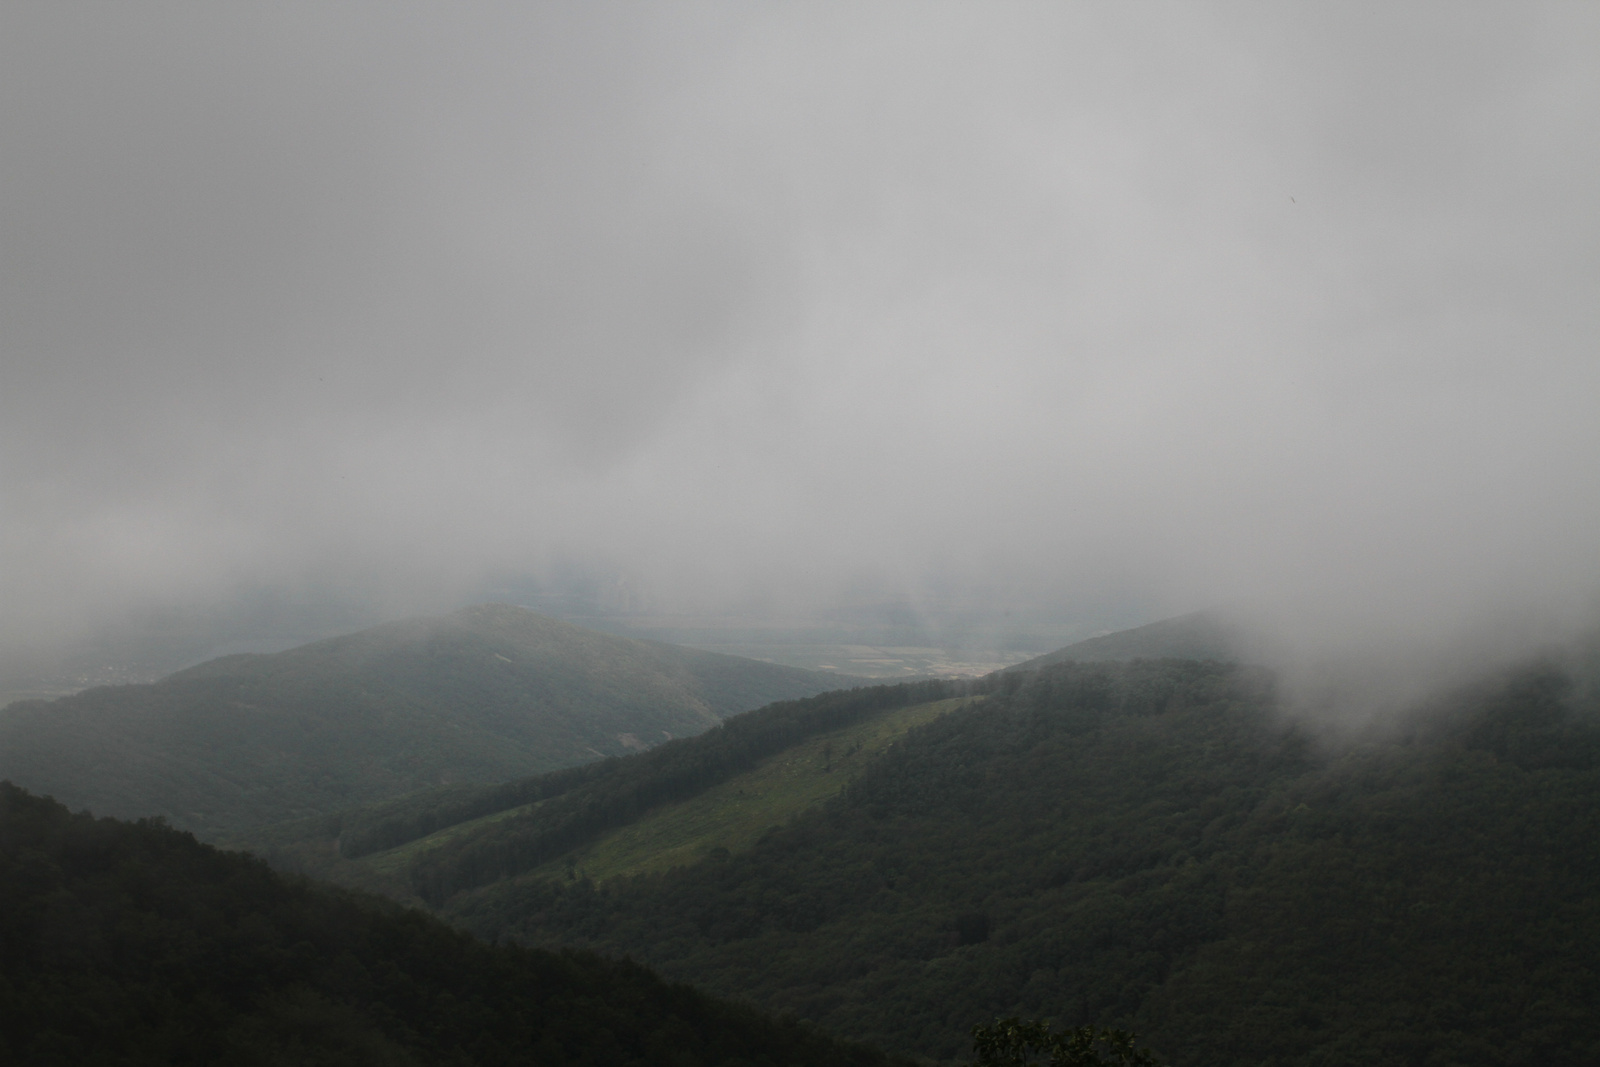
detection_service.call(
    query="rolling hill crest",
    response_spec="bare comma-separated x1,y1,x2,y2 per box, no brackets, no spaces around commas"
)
0,604,855,838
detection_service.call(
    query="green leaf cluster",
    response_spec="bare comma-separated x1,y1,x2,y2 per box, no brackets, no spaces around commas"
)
971,1018,1162,1066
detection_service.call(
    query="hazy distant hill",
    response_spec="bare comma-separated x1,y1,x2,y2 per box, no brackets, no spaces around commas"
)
381,653,1599,1065
0,604,853,838
0,783,905,1067
1010,610,1244,668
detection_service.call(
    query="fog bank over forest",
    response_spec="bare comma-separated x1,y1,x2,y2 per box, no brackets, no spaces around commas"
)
3,4,1597,690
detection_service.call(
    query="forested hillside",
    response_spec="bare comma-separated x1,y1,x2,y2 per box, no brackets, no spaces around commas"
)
0,782,909,1066
1011,611,1243,668
231,681,963,904
436,655,1600,1065
0,605,852,838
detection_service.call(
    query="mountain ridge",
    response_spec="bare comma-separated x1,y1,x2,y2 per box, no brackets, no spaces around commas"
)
0,604,859,839
1009,610,1244,669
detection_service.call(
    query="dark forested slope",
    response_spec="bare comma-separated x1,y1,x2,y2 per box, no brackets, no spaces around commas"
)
444,656,1600,1065
0,604,851,838
0,782,906,1067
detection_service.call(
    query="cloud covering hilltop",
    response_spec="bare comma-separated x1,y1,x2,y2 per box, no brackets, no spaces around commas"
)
3,3,1597,667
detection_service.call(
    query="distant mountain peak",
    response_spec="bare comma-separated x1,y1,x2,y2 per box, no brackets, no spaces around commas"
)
1011,610,1245,670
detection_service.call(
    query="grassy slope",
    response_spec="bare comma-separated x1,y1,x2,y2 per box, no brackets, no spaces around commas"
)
0,605,853,839
260,697,969,903
540,697,968,883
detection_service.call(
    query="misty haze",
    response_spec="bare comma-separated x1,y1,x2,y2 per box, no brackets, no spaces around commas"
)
2,4,1598,1065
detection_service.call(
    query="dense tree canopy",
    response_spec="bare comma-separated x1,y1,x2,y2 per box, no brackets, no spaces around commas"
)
971,1018,1163,1067
0,782,907,1066
443,657,1600,1064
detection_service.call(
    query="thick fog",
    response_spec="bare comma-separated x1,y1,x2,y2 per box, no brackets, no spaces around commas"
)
4,3,1598,676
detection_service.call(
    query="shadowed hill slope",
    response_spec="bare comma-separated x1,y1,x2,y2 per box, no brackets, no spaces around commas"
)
0,782,907,1067
0,605,854,839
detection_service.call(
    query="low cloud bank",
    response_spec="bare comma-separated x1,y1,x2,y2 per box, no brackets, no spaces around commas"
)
3,4,1597,685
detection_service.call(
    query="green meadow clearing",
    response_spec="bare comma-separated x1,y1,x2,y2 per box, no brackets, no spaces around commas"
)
532,697,971,883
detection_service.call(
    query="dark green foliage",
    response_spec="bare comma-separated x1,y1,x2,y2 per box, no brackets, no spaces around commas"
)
334,756,648,861
971,1018,1163,1066
0,605,853,839
444,657,1600,1065
0,782,906,1066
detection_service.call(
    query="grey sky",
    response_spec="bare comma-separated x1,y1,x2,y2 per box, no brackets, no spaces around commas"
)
3,2,1598,664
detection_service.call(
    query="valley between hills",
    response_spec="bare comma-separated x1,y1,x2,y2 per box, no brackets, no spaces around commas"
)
3,606,1599,1065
